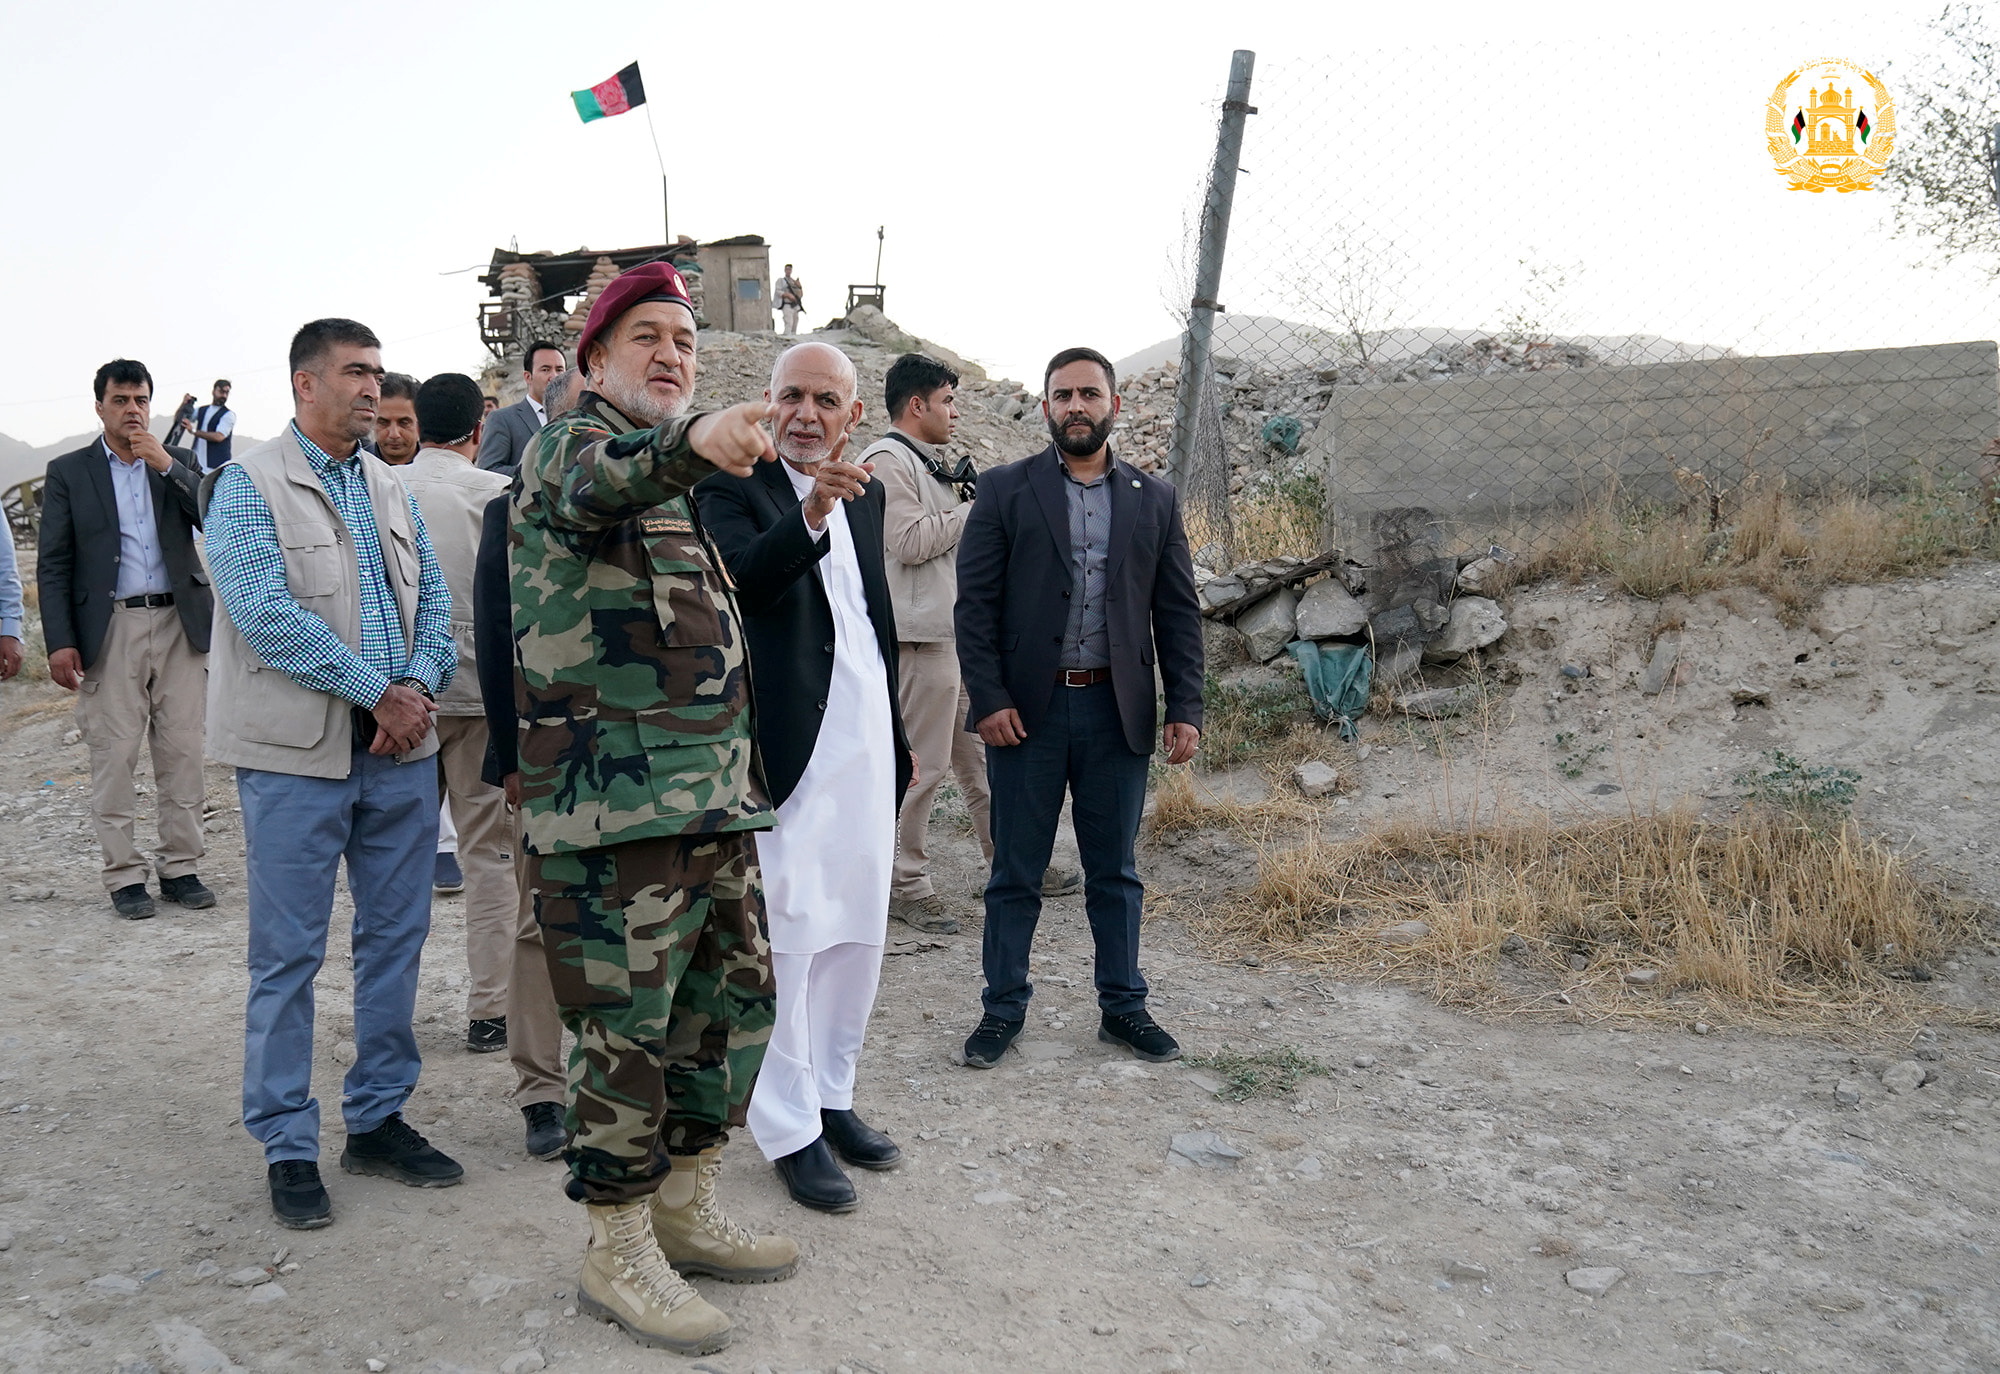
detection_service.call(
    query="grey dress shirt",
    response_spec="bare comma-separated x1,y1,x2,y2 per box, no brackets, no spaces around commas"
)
1058,455,1112,669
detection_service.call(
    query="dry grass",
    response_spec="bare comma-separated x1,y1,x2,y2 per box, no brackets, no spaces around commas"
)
1187,484,1325,565
1494,478,1992,616
1147,767,1313,838
1197,802,1992,1034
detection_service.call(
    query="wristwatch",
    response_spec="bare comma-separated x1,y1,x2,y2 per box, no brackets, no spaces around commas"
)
392,677,434,701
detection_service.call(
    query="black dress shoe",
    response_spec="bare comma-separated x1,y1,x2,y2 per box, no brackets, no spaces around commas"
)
268,1159,332,1230
522,1101,566,1160
773,1136,857,1212
1099,1008,1182,1062
111,884,155,920
340,1113,464,1187
159,874,216,908
962,1012,1023,1069
821,1108,902,1170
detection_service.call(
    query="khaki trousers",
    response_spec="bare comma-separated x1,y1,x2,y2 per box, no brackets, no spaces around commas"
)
508,810,566,1107
893,640,993,900
434,716,515,1021
75,604,206,892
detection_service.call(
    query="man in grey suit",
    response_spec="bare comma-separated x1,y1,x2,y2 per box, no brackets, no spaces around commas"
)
39,358,216,919
475,340,567,472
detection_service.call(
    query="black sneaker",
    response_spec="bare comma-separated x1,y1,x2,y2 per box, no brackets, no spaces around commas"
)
962,1013,1024,1069
268,1159,332,1230
1099,1008,1181,1062
340,1113,464,1188
159,874,216,908
522,1101,566,1161
433,852,464,895
111,884,155,920
466,1017,507,1053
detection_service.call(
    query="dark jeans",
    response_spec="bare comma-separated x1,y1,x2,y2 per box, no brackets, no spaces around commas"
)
981,679,1149,1020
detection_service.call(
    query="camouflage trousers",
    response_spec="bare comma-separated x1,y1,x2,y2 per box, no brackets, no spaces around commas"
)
528,831,774,1205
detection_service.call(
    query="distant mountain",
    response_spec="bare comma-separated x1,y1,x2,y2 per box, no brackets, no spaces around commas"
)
0,422,261,495
1116,315,1734,375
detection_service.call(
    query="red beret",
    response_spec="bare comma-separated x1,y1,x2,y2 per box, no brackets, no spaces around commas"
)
577,261,697,376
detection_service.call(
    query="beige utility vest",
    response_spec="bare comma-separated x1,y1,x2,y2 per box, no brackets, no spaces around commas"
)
203,429,438,779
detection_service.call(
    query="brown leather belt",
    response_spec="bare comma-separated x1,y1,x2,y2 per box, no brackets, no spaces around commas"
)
1056,667,1112,687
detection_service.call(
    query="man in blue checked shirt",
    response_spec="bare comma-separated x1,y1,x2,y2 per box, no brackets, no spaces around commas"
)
202,317,462,1232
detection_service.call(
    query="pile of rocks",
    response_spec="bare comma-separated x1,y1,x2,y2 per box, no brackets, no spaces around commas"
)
1194,516,1513,716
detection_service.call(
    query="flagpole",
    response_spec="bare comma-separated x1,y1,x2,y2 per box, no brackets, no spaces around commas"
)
642,102,669,245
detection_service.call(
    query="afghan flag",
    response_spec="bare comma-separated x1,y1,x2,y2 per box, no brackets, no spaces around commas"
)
1856,108,1871,144
1790,109,1806,145
572,63,645,123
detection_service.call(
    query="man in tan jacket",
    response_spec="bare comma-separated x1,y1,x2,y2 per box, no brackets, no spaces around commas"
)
396,374,517,1056
866,355,997,935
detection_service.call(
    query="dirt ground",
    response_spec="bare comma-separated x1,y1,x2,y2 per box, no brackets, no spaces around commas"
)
3,566,1999,1374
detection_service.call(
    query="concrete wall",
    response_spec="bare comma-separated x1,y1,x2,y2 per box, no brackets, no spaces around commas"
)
1307,340,2000,539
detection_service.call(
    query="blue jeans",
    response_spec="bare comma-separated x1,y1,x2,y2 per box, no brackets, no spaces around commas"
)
981,679,1149,1021
239,748,438,1163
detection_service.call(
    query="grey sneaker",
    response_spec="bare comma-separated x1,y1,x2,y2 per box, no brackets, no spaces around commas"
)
888,894,959,935
1041,866,1083,898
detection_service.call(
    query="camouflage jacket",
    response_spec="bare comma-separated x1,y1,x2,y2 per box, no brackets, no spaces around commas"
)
511,392,772,854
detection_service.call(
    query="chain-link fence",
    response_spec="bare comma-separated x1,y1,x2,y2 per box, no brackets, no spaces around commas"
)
1163,45,2000,572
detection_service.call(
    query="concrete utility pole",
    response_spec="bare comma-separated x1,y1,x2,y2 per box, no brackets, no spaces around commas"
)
1167,49,1257,492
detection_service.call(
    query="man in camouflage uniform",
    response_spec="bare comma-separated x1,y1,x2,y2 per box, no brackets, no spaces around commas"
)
511,260,795,1356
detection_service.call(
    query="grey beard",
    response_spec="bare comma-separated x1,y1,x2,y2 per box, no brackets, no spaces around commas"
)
597,371,689,427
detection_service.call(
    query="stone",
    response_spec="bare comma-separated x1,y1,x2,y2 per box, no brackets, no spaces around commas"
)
1352,1054,1377,1068
0,1224,12,1250
221,1267,270,1288
244,1282,286,1304
1456,557,1504,594
1499,934,1528,955
367,1363,389,1373
1834,1078,1863,1106
1292,761,1340,798
1378,920,1431,947
1444,1260,1490,1281
331,1039,358,1067
1394,686,1480,719
153,1318,246,1373
190,1260,219,1279
87,1274,143,1296
498,1353,546,1374
1294,578,1370,639
1560,663,1588,679
1091,1324,1117,1336
1168,1130,1246,1170
114,1361,160,1374
1730,683,1771,707
1640,635,1681,695
1565,1266,1627,1297
1880,1060,1929,1094
1623,968,1661,987
1198,573,1249,615
1235,587,1299,662
1422,597,1507,663
972,1190,1022,1205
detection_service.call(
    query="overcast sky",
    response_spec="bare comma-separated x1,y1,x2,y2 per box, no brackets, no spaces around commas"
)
0,0,1991,447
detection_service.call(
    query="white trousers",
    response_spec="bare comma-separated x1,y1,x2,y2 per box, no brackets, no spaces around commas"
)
747,941,883,1161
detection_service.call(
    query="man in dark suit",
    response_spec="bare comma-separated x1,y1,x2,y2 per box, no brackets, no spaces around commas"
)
39,358,216,918
475,340,567,473
954,345,1204,1069
695,342,914,1214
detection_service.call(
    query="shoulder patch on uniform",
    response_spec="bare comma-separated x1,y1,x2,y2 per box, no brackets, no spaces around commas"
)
640,513,694,535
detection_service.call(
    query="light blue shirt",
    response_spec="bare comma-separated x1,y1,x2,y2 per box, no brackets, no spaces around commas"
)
103,439,171,600
0,517,23,639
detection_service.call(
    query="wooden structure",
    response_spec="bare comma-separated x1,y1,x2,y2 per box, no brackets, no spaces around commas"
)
477,235,774,366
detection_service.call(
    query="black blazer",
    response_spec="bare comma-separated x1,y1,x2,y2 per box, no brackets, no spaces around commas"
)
37,438,213,669
693,460,913,809
954,445,1204,756
474,493,518,786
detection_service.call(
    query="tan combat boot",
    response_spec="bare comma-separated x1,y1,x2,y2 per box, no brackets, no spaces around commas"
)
652,1148,801,1282
577,1197,733,1354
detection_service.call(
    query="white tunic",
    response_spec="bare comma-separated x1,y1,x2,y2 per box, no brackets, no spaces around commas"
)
755,465,898,954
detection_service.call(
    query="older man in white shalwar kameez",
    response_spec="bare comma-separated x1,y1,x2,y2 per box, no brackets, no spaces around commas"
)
693,342,914,1213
